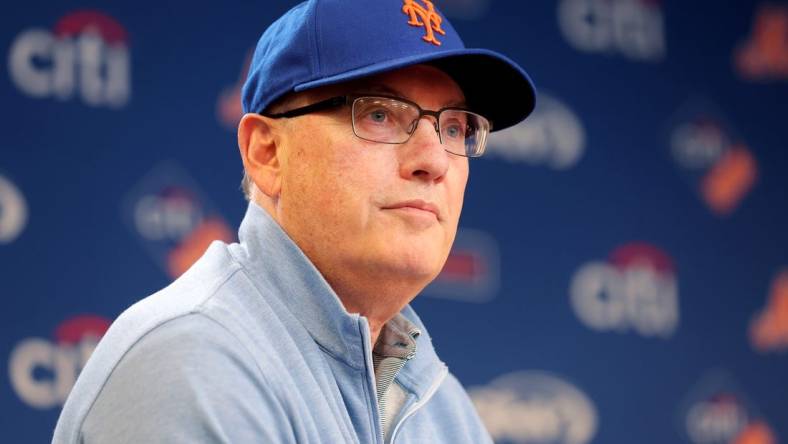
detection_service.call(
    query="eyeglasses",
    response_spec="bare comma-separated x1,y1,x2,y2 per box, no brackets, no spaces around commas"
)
260,95,492,158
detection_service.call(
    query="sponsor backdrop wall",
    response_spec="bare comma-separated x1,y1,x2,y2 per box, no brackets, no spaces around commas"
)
2,0,787,443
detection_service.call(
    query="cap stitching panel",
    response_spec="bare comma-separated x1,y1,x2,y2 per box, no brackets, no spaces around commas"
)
310,0,322,79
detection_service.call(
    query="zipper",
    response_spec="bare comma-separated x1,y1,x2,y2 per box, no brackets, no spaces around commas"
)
388,365,449,443
358,316,385,444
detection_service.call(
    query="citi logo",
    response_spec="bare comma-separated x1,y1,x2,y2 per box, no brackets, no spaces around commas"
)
7,10,131,108
468,371,597,444
734,5,788,81
749,269,788,353
668,108,757,216
486,93,585,170
9,315,111,409
569,242,679,338
558,0,666,61
0,174,28,244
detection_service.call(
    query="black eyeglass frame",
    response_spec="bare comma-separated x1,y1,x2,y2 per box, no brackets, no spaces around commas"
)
259,94,493,158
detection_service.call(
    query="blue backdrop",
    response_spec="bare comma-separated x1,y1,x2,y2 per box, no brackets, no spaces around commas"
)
2,1,787,443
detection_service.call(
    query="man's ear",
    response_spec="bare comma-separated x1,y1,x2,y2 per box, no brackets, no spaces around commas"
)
238,113,283,198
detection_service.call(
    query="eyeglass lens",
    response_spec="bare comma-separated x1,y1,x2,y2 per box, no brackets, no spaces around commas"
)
351,97,489,157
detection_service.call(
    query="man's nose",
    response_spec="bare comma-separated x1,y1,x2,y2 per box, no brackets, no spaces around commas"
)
398,116,450,182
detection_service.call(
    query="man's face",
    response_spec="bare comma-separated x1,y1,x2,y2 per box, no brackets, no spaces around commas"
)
274,64,469,293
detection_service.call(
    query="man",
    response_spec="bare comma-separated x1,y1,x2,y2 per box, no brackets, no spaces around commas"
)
53,0,535,442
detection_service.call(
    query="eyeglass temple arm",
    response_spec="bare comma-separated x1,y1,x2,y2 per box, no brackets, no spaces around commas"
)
258,96,348,118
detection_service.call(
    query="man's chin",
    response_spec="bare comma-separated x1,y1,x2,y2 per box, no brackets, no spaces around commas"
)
381,253,444,285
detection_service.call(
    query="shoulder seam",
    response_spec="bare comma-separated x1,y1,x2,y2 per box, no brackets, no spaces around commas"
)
75,265,244,440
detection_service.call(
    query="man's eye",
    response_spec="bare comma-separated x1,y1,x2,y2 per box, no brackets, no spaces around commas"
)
368,109,388,122
445,124,463,138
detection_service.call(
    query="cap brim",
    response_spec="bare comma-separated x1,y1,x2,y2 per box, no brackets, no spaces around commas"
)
295,48,536,132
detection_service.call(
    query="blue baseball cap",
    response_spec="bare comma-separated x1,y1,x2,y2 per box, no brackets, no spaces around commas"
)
242,0,536,131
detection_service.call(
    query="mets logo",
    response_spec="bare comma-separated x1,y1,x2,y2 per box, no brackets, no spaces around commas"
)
402,0,446,46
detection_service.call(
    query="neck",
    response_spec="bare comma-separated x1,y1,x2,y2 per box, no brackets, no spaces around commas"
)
321,269,421,346
253,194,425,346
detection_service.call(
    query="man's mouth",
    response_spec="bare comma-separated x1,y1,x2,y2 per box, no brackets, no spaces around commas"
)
382,200,441,221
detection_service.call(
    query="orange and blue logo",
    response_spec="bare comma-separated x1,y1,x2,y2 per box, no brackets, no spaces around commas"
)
749,269,788,353
122,162,235,278
734,5,788,81
8,10,131,108
666,100,758,216
9,315,111,409
402,0,446,46
679,370,777,444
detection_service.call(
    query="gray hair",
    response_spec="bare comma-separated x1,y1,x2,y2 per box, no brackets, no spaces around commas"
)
240,171,254,202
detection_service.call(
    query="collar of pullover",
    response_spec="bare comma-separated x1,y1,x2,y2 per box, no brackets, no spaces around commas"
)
233,202,447,398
